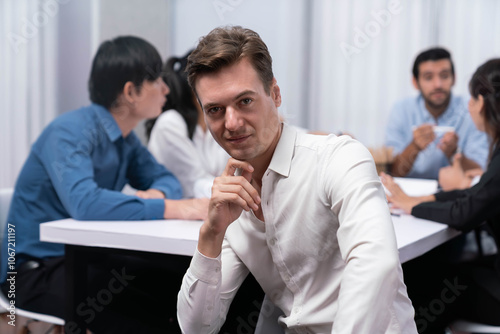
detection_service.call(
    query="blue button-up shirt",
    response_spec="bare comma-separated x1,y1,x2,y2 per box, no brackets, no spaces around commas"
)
1,104,182,283
385,94,488,179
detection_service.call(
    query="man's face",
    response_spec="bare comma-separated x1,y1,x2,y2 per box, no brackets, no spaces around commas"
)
195,58,282,163
132,77,169,120
413,59,455,110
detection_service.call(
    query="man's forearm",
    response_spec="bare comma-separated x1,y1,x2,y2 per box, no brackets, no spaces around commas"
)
460,155,482,171
390,142,420,176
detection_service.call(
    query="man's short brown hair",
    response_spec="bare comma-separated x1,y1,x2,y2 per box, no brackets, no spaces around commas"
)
186,26,274,94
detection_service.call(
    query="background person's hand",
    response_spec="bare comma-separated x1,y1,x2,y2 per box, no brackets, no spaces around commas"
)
380,172,432,214
465,168,484,180
438,153,470,191
438,131,458,159
412,124,435,151
164,198,209,220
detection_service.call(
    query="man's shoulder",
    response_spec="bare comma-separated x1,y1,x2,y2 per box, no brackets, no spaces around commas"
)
36,105,99,145
295,132,366,157
392,95,421,112
50,105,95,128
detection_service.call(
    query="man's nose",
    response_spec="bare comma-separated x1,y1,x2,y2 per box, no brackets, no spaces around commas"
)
433,76,444,89
162,79,170,95
225,107,243,131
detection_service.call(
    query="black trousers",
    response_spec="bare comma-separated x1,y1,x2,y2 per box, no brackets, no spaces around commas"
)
2,253,264,334
404,240,500,334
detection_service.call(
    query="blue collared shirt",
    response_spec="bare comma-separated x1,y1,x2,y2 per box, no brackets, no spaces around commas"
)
1,104,182,283
385,94,488,179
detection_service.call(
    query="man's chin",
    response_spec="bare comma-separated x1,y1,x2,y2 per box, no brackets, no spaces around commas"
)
426,95,451,110
226,149,253,161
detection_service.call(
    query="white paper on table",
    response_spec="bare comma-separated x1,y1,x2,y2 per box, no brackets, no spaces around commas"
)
382,177,438,197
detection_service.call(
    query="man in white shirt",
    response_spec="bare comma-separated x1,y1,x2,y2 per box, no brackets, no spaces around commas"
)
177,26,417,334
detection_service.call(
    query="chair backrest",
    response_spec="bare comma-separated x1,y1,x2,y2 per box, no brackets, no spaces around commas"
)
0,188,14,312
0,188,14,249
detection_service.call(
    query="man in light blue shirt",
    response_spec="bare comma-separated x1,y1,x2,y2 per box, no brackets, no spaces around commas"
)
385,48,488,180
0,36,207,333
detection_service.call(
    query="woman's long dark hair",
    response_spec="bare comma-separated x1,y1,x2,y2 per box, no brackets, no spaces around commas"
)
145,49,199,140
469,58,500,161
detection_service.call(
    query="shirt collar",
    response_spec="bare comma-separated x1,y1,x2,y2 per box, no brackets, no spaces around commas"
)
267,123,296,178
92,104,123,142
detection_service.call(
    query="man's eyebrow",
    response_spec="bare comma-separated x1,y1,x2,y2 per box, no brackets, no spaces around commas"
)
202,90,257,110
422,69,452,76
234,90,256,100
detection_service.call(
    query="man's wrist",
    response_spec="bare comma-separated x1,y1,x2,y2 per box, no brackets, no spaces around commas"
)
198,221,225,258
164,199,178,219
410,140,421,151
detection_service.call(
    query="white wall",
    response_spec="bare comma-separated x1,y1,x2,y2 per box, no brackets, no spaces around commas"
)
169,0,310,128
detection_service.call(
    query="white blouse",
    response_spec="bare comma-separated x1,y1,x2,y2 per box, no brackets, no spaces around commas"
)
148,110,229,198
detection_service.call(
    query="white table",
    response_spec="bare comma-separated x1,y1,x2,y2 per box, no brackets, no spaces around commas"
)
40,215,460,263
40,215,460,331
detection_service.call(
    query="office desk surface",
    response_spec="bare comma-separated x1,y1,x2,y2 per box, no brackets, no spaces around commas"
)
40,215,460,263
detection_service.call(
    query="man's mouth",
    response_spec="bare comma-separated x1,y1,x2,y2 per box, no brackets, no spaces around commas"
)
226,135,251,144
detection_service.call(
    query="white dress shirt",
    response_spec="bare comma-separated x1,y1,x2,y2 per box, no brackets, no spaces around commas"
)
178,124,417,334
148,110,229,198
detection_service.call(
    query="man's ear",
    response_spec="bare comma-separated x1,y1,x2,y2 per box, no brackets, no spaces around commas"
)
412,77,419,91
271,78,281,107
122,81,137,104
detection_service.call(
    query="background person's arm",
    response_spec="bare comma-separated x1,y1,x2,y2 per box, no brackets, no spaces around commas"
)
390,124,436,177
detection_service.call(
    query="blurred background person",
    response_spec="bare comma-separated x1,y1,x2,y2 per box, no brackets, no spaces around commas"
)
385,47,487,180
381,58,500,333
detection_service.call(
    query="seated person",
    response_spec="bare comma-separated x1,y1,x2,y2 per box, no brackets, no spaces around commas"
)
381,58,500,333
0,36,207,333
147,50,229,199
177,25,417,333
385,47,487,179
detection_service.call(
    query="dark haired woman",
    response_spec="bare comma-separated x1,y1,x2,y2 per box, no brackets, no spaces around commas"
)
147,50,229,198
382,59,500,333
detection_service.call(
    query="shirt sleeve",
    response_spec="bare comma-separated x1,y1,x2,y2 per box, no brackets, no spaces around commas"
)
126,134,183,199
385,99,411,156
148,111,213,198
322,138,406,333
37,123,166,220
177,241,249,333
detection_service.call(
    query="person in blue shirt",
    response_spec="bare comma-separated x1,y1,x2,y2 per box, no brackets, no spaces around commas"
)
385,47,488,180
0,36,207,333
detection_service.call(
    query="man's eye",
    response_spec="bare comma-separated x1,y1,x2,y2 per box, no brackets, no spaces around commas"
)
207,107,222,114
241,98,252,105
